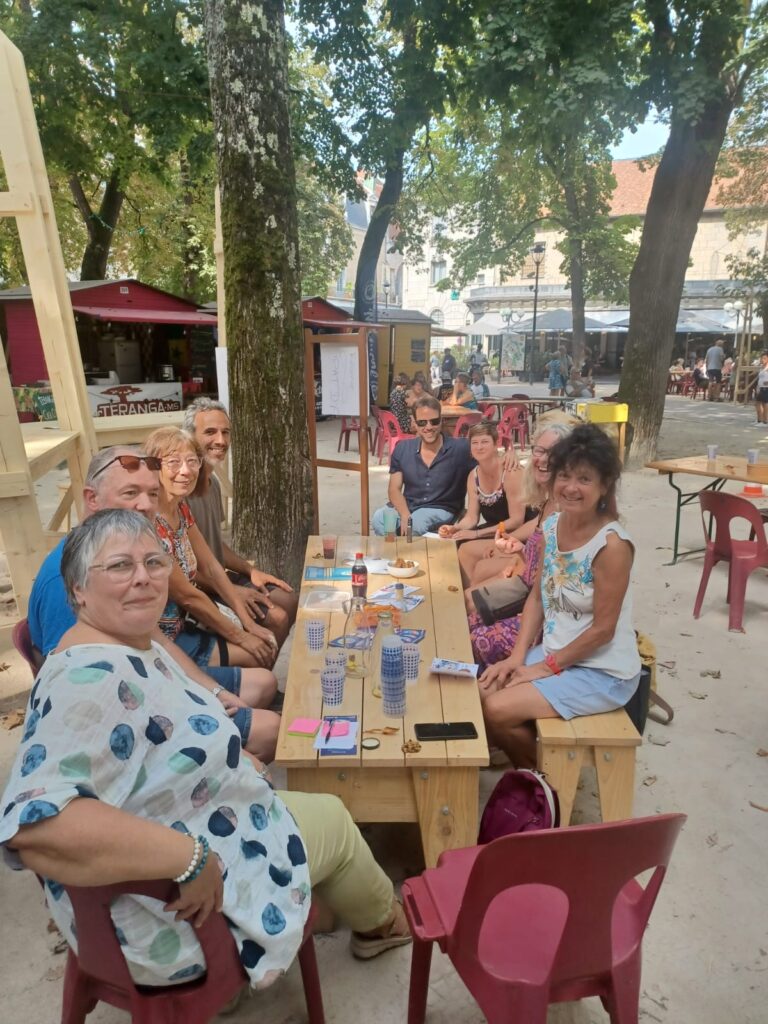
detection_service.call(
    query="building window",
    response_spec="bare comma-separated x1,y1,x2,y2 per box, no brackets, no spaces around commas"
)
430,308,445,326
431,259,448,285
473,273,486,287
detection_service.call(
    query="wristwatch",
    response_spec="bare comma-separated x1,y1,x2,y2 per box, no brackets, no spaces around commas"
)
211,686,223,697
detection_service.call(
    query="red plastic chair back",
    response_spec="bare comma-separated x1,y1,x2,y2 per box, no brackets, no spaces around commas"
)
699,489,768,559
403,814,685,1024
12,618,43,677
377,409,411,463
478,403,499,421
453,413,482,438
60,878,324,1024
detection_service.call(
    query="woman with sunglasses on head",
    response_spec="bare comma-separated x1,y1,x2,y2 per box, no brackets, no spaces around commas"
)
144,428,279,678
478,424,641,768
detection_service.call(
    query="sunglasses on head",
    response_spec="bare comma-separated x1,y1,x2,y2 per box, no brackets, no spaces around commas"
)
415,417,442,427
91,454,162,479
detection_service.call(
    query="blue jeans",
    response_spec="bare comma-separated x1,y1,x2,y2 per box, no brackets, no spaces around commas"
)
371,504,456,536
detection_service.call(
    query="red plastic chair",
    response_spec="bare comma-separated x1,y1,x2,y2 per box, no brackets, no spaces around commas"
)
402,813,685,1024
376,409,412,464
453,413,483,438
692,490,768,631
59,878,325,1024
12,617,43,676
478,402,500,421
496,405,529,450
337,415,373,453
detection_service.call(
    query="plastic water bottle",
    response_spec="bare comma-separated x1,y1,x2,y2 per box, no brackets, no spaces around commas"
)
406,516,413,543
351,552,368,599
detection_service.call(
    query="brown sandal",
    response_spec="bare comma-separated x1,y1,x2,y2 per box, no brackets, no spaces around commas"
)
349,901,412,960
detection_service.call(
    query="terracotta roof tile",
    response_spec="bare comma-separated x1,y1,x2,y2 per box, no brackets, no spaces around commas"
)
610,158,731,216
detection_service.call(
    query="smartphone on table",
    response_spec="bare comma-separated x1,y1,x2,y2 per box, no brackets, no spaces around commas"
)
414,722,479,742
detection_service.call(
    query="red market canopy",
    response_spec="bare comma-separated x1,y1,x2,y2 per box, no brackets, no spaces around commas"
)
73,305,217,326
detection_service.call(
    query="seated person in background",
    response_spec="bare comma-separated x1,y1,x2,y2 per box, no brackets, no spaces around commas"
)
437,422,527,583
478,425,641,768
443,371,479,410
389,372,413,433
184,398,297,650
692,358,709,391
469,368,490,401
564,366,595,398
406,371,432,406
3,509,411,995
668,357,685,378
27,446,279,762
460,418,576,606
372,396,474,536
144,427,279,672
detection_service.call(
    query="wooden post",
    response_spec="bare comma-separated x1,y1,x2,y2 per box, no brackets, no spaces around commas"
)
304,330,370,534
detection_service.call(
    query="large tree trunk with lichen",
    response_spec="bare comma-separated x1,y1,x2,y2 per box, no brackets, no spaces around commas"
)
72,171,124,280
354,151,404,324
618,105,732,465
205,0,312,585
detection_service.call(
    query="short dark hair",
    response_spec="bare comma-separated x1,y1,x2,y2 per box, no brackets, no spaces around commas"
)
468,421,497,442
412,395,441,418
456,372,470,384
546,424,622,516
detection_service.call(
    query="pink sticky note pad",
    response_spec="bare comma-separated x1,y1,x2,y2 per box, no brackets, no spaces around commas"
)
322,720,350,738
287,717,322,737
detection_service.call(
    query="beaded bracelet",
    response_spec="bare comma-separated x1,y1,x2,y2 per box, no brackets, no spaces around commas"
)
183,838,210,884
544,652,562,676
173,835,208,884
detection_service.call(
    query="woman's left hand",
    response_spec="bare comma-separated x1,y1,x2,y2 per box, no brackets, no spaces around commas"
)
165,852,224,929
251,568,293,593
503,662,551,688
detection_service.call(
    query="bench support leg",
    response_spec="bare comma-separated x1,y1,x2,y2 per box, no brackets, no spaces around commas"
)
537,744,584,826
593,746,636,821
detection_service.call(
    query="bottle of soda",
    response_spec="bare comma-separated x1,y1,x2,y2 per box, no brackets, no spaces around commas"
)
351,552,368,599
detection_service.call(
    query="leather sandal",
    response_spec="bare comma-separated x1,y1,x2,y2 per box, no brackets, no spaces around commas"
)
349,901,412,960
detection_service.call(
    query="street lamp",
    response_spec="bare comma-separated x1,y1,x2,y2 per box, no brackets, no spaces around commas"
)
724,299,744,342
529,242,546,384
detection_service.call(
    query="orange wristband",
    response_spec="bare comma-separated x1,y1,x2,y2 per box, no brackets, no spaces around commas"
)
544,653,562,675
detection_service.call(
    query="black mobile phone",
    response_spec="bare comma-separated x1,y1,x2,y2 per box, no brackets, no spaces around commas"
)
414,721,479,742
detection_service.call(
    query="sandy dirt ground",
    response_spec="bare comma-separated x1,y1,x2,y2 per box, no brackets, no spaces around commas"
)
0,385,766,1023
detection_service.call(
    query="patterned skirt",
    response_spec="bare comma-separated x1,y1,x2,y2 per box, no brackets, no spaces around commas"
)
469,530,544,668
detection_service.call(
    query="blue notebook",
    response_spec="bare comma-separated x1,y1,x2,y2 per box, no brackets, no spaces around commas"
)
304,566,353,581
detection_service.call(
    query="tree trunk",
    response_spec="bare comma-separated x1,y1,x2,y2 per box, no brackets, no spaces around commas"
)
562,184,586,370
618,103,733,465
71,172,124,280
205,0,312,586
354,152,404,323
179,150,201,300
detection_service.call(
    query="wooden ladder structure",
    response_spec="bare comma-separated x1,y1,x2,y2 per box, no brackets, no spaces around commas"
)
0,29,96,646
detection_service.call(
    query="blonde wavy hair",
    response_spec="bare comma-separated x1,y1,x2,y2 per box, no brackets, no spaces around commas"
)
522,414,579,507
143,427,208,499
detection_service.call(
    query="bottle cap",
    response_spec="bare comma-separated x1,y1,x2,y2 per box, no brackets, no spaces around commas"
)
355,552,363,559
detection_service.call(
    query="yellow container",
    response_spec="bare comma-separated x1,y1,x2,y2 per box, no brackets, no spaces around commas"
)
575,401,629,424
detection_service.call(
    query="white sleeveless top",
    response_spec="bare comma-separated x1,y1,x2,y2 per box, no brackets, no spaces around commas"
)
541,513,641,680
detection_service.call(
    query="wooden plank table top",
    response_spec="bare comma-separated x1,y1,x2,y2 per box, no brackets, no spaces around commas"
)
646,454,768,485
276,534,488,867
21,422,80,480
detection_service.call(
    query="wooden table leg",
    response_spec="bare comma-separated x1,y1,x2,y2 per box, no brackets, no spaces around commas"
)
411,767,478,868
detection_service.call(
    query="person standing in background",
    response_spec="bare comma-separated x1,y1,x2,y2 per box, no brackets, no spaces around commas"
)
705,338,726,401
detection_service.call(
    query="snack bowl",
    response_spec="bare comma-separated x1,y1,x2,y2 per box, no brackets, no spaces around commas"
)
387,559,419,579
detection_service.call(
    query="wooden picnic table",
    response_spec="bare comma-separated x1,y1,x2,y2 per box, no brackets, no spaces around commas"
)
646,454,768,563
275,534,488,868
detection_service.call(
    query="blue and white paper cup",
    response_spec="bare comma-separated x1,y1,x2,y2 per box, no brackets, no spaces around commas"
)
381,636,406,716
305,619,326,652
324,649,347,674
321,668,344,707
402,643,420,682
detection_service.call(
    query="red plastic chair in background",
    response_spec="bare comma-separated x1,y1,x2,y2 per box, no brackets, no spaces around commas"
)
478,402,500,422
59,878,325,1024
376,410,412,464
336,415,373,453
496,405,530,450
452,413,483,438
12,617,43,677
402,813,686,1024
692,490,768,631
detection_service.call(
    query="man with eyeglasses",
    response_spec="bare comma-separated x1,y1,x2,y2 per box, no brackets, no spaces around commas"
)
372,396,475,536
27,446,280,761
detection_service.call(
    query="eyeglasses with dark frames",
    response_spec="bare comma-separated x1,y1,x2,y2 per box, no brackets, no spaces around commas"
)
415,417,442,427
91,454,162,479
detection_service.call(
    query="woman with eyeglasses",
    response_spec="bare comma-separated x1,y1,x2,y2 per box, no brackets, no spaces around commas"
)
478,425,641,768
2,509,411,992
144,427,280,679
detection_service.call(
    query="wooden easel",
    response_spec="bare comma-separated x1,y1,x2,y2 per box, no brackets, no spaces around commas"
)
304,330,370,534
0,30,97,642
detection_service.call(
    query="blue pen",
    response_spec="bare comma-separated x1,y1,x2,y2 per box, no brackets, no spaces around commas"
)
324,717,335,745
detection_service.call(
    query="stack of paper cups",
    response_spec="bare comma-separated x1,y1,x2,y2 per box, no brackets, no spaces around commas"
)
324,649,347,675
380,635,406,717
321,668,344,707
305,619,326,652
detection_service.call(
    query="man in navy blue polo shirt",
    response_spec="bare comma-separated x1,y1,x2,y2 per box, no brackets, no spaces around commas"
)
372,395,474,536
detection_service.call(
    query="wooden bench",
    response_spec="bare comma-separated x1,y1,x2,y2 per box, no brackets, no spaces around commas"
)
536,709,641,825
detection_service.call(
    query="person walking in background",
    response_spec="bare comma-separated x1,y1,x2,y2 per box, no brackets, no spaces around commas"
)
546,346,569,397
705,337,726,401
756,351,768,425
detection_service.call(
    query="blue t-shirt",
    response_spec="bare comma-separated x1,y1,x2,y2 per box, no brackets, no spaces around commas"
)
27,538,74,655
389,436,475,514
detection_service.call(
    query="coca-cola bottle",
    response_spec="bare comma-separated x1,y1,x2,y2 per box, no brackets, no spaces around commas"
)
351,552,368,598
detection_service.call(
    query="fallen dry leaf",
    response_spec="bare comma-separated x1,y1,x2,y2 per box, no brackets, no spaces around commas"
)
312,552,323,559
363,726,399,736
715,728,740,736
749,801,768,813
402,739,422,754
0,708,25,731
679,632,693,637
658,660,676,670
699,669,721,679
0,661,10,672
647,734,671,746
757,749,768,757
688,690,708,700
705,832,719,847
44,965,65,982
642,775,658,787
447,585,459,592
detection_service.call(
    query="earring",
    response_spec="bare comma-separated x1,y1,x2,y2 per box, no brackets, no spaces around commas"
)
598,498,607,511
